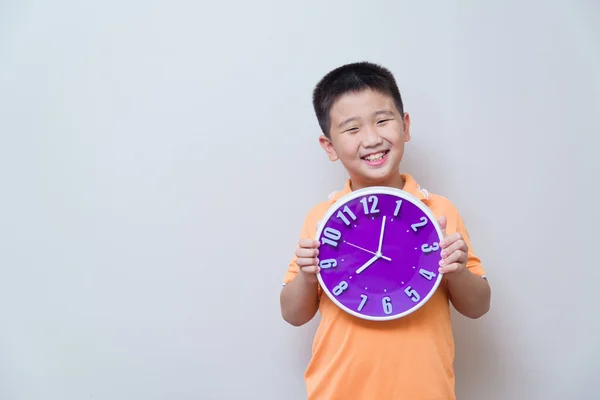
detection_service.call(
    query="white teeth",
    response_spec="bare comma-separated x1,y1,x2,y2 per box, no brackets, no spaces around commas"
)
364,152,385,161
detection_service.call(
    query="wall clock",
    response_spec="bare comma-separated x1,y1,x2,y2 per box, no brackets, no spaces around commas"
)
316,186,444,321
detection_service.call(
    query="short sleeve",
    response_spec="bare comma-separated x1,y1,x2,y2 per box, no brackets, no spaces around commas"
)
281,216,311,286
281,206,325,297
455,214,487,279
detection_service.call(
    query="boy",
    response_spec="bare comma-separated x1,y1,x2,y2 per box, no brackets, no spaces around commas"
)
279,61,491,400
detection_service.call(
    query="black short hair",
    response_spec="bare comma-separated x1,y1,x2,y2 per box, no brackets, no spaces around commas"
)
312,61,404,138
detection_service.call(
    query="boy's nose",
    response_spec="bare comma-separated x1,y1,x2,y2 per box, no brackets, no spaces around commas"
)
361,127,383,147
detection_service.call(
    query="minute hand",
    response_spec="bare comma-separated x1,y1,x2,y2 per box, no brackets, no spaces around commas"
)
377,216,387,253
345,241,392,261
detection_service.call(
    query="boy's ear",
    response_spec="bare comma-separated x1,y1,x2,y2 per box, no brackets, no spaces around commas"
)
402,112,411,142
318,135,339,162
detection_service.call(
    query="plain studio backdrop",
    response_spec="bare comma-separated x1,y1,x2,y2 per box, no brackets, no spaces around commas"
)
1,1,598,399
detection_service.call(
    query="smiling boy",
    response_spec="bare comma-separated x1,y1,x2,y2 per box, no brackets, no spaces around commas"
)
279,61,491,400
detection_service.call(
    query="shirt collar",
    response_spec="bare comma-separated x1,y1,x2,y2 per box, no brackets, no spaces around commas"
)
328,173,429,202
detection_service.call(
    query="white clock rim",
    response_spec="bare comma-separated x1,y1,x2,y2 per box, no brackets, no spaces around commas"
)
315,185,445,322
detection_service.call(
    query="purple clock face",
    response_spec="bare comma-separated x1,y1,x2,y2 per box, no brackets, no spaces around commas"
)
316,187,444,321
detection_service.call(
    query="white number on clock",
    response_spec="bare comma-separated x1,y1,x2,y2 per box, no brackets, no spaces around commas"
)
419,268,436,280
321,227,341,247
357,294,368,311
319,259,338,269
411,216,428,231
421,242,439,253
333,281,349,296
336,205,357,226
382,296,392,314
360,196,380,215
404,286,420,302
393,200,403,217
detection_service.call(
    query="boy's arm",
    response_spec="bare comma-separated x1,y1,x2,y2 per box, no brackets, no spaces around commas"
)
280,272,320,326
280,211,321,327
444,266,490,319
438,215,491,319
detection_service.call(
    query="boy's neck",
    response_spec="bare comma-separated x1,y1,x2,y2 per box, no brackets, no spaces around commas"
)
350,172,405,191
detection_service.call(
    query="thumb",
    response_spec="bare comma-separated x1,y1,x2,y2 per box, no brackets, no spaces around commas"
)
437,216,447,238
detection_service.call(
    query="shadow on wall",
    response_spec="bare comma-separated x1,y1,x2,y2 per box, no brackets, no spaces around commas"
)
280,314,322,400
289,315,321,366
451,307,511,400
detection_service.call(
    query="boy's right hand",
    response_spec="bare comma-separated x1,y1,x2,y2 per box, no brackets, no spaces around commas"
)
295,239,321,283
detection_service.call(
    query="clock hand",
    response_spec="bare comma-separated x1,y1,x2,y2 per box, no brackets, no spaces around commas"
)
352,216,392,275
355,254,379,275
377,216,387,253
344,241,391,261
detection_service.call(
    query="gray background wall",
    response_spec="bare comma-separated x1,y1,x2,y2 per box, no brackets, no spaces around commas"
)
1,1,598,399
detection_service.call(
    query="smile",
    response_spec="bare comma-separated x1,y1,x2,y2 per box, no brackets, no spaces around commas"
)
361,150,389,165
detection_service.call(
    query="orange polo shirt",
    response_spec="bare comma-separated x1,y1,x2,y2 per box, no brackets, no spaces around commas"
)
282,174,486,400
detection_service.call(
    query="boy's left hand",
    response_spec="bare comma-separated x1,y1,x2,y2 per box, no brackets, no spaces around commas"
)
437,216,468,278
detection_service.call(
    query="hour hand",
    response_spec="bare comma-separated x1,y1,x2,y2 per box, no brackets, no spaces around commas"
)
356,255,378,275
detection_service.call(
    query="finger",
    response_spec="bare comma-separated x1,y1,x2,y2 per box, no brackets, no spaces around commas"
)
441,232,463,249
437,216,447,238
300,265,320,274
441,236,466,254
297,257,318,267
439,249,467,267
296,247,319,259
299,239,320,249
439,262,460,274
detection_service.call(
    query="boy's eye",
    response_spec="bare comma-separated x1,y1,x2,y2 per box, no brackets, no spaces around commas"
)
344,127,359,133
377,119,392,124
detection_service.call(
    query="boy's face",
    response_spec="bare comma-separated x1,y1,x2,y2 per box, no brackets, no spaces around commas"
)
319,89,411,190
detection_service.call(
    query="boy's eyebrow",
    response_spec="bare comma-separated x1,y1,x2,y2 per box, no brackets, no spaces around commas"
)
337,110,396,129
373,110,395,118
338,116,359,128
